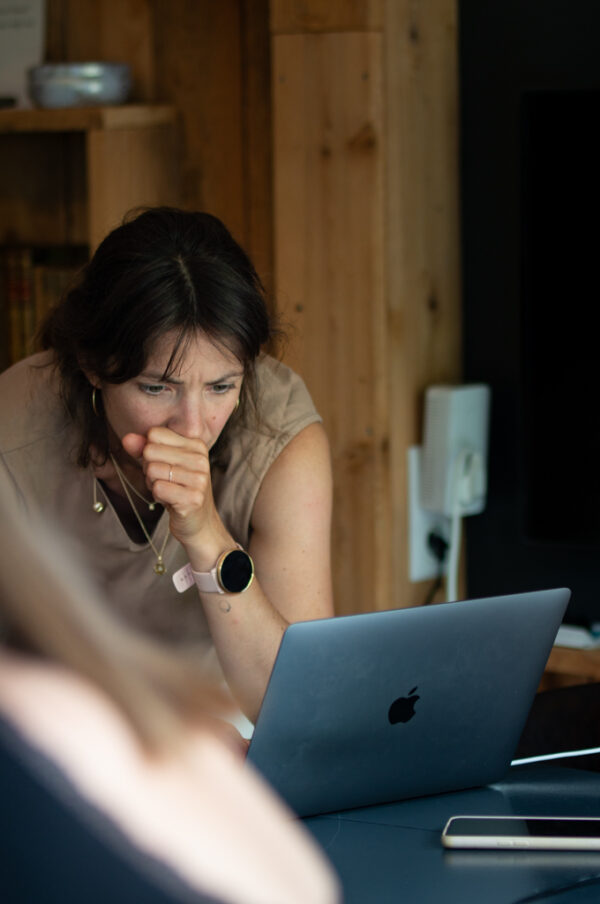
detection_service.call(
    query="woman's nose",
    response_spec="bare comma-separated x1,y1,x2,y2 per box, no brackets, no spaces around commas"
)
168,400,205,439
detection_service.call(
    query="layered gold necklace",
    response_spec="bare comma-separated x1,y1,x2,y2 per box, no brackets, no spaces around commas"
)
93,456,170,575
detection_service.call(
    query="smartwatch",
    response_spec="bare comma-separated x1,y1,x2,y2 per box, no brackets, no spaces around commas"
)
191,547,254,595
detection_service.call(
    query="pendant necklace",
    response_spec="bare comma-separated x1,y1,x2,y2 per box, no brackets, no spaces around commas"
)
110,457,157,510
108,454,170,575
93,476,106,513
92,459,155,513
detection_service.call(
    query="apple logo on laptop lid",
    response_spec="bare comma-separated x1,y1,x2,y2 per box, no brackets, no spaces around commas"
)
388,686,420,724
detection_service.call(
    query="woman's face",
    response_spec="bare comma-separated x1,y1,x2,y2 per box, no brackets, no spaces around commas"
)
95,330,244,459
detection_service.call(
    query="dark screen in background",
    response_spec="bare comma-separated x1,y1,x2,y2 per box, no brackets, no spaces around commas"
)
521,91,600,547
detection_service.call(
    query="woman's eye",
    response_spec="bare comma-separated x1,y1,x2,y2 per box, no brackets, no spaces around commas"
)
140,383,166,396
210,383,234,395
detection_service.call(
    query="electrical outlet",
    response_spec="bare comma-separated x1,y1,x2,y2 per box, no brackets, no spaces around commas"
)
407,446,451,582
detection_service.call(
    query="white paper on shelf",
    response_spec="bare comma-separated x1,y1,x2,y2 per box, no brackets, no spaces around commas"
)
0,1,46,108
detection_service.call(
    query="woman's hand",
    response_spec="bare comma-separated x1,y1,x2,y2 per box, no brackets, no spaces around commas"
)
121,427,228,558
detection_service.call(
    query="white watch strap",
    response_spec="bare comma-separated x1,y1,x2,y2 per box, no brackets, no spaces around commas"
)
192,564,224,594
172,563,195,593
172,560,223,593
172,545,243,595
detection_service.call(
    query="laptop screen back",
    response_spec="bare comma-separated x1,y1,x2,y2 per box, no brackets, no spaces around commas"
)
247,589,570,817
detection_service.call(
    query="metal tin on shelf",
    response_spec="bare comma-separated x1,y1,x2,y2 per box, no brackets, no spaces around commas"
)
27,63,132,109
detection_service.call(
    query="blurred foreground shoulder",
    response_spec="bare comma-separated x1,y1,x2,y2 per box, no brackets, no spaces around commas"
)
0,654,341,904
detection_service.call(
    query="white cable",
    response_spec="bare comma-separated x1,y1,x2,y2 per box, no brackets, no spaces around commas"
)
512,746,600,766
446,508,462,602
445,449,471,602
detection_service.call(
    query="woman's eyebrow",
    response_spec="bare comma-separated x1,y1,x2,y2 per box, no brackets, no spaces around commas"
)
139,370,244,384
206,370,245,384
139,371,183,384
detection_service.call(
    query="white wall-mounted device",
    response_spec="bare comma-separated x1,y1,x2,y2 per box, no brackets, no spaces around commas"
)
421,384,491,517
408,383,491,602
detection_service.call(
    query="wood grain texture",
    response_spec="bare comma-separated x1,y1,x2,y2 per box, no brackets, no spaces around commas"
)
384,0,462,606
151,0,245,234
271,0,384,33
273,31,388,614
272,1,462,613
0,106,176,133
240,0,275,301
86,125,179,251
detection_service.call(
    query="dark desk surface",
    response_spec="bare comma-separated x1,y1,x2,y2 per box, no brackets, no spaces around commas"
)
303,764,600,904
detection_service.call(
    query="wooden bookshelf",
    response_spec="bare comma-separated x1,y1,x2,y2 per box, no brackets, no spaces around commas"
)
0,104,180,370
0,103,179,251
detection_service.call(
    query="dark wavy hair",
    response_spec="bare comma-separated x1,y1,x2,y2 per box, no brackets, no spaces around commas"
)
41,207,274,467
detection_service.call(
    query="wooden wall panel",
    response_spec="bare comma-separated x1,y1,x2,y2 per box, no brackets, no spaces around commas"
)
86,125,178,250
384,0,462,606
273,32,389,614
272,0,462,613
150,1,244,233
149,1,274,290
271,0,384,33
241,0,274,300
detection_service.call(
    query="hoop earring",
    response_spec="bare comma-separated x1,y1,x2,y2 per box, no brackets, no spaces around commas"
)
92,387,100,417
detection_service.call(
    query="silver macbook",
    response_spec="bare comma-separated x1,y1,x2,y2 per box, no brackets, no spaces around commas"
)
246,588,570,817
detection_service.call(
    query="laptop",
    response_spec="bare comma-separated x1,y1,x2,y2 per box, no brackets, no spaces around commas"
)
246,588,570,817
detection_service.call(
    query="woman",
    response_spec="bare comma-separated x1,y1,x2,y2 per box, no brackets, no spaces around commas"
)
0,208,333,723
0,485,340,903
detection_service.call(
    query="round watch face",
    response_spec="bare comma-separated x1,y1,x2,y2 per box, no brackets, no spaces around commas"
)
218,549,254,593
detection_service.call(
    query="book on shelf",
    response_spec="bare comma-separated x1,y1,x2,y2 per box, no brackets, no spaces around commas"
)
0,245,88,370
0,246,34,367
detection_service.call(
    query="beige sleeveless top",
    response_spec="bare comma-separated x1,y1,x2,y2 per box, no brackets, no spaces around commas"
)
0,352,321,667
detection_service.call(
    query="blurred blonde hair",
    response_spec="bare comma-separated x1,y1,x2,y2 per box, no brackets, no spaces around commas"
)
0,481,229,754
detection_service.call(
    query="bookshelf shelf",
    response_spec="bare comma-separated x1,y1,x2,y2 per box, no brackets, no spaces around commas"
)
0,104,177,133
0,104,180,370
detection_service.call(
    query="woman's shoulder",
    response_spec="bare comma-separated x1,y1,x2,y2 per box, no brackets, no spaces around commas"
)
254,354,321,431
0,350,53,384
0,351,65,453
255,353,307,391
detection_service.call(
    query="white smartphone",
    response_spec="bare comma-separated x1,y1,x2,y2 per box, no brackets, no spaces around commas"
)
441,815,600,850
